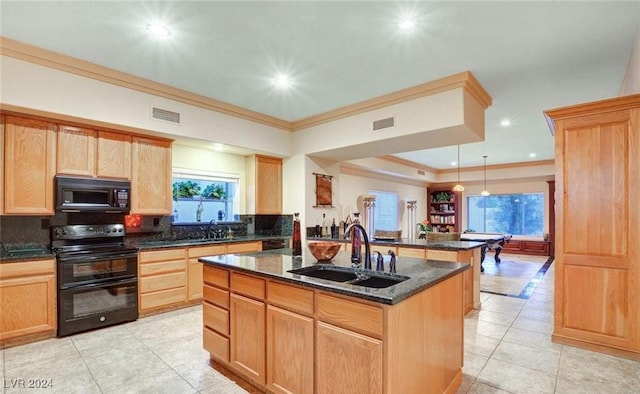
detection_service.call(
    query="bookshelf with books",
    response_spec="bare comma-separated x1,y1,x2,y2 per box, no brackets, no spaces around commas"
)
428,189,461,233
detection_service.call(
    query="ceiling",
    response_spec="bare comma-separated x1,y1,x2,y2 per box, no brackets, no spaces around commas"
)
1,1,638,169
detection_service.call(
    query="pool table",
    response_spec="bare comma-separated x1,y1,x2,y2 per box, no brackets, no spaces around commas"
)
460,232,512,272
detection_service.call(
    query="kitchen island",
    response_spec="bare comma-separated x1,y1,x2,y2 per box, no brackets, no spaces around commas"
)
332,236,485,314
199,248,470,393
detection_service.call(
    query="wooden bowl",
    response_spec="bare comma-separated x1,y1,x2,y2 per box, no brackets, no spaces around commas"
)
307,241,342,262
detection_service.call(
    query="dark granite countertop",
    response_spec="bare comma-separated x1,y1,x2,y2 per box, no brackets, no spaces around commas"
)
0,235,290,263
129,235,290,250
317,236,486,251
0,246,54,263
199,248,470,305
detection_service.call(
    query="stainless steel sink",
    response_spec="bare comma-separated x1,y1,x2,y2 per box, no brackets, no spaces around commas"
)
288,265,409,288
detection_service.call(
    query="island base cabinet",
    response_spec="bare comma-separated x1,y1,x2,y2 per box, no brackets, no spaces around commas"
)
230,293,266,385
266,305,314,394
203,326,229,363
316,321,383,394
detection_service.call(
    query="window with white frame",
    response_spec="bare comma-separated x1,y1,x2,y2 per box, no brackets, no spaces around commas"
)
172,168,239,223
368,190,399,231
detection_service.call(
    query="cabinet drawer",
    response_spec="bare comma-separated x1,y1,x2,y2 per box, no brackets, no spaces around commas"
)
140,287,186,310
139,248,186,263
317,293,383,338
227,241,261,254
139,260,185,276
0,259,55,279
397,247,425,259
267,281,314,315
204,284,229,308
188,245,227,258
140,272,186,293
203,266,229,289
427,249,458,262
231,272,265,300
204,302,229,335
204,326,229,363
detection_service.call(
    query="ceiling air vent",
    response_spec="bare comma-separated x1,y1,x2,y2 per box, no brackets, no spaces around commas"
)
417,169,425,176
372,116,395,131
152,107,181,124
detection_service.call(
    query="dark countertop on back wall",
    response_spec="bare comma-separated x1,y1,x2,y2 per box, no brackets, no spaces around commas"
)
0,235,291,263
127,235,291,250
199,248,470,305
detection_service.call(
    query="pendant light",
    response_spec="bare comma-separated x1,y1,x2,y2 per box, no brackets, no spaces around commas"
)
452,145,465,192
481,155,490,196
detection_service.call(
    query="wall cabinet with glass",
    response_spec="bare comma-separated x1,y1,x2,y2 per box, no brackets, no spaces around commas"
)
427,189,460,232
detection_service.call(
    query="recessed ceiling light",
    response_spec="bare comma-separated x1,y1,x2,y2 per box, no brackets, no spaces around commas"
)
529,152,536,158
146,22,171,39
450,161,457,166
398,18,415,30
500,119,511,127
273,74,292,88
212,143,225,152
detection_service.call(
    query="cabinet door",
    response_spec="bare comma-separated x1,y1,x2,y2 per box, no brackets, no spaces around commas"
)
131,137,172,215
552,105,640,352
230,293,266,385
255,155,282,214
0,260,56,341
56,125,96,176
4,116,56,214
187,259,203,301
97,131,131,179
316,322,382,394
267,306,314,394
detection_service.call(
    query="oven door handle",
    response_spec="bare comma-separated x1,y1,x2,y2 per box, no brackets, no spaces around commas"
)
57,251,138,263
61,276,137,290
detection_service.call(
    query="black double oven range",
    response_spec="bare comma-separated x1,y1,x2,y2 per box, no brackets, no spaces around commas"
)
52,176,139,337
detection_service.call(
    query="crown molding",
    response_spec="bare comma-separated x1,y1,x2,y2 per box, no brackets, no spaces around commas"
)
0,36,293,131
1,37,492,134
292,71,492,130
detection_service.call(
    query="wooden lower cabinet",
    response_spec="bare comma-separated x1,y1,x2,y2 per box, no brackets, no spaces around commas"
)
203,264,466,393
0,259,56,345
316,321,383,394
230,293,266,385
138,248,187,314
266,305,314,394
426,248,479,314
139,242,261,315
188,245,226,301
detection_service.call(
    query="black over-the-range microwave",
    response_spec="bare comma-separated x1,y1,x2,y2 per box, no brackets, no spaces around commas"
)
55,175,131,213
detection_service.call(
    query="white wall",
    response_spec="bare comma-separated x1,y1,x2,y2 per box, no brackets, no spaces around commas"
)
620,30,640,96
338,172,427,238
0,56,293,157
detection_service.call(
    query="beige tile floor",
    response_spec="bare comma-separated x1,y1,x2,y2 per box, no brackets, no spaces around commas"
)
2,255,639,394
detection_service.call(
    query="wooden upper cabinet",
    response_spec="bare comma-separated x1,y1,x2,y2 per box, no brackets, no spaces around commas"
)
97,131,131,179
57,126,131,179
255,155,282,214
57,125,97,176
4,115,56,215
545,94,640,360
131,136,172,215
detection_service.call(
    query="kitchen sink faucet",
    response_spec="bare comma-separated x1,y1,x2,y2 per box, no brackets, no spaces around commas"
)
344,223,371,270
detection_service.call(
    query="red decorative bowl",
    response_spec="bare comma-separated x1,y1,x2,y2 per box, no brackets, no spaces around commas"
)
307,241,342,262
